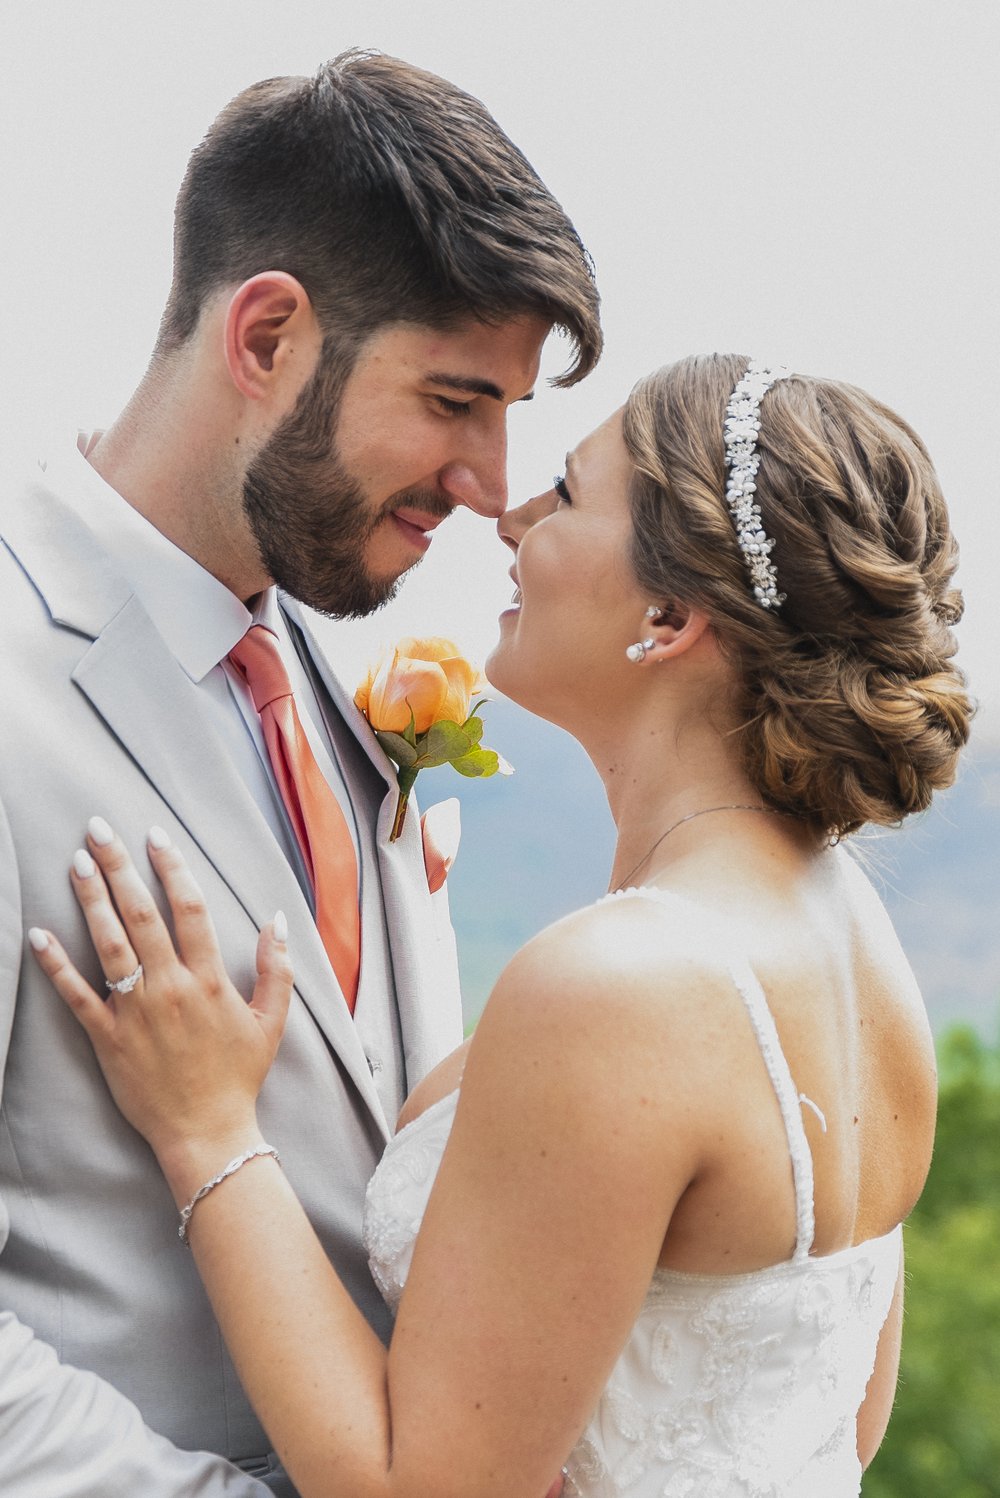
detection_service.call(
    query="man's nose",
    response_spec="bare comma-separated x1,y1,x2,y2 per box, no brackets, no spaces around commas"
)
439,431,508,519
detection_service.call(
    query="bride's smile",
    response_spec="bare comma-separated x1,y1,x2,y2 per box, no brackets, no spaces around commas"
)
487,410,662,732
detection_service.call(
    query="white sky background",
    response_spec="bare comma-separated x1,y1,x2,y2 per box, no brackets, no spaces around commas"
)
2,1,997,737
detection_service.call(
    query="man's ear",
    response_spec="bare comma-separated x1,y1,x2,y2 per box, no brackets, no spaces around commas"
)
640,599,713,663
223,272,321,401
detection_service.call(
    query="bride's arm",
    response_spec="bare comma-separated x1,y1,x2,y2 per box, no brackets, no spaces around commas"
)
34,830,704,1498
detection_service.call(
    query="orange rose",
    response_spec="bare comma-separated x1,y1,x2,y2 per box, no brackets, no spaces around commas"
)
355,638,484,735
356,637,506,841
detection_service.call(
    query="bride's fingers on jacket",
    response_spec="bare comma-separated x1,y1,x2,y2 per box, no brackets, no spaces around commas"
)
26,927,116,1043
251,918,295,1047
69,842,142,987
144,827,224,975
83,819,177,972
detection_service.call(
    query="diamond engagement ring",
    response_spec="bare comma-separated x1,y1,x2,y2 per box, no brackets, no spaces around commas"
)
105,964,143,995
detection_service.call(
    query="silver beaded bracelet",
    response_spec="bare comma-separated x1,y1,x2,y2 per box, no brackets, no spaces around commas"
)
177,1144,281,1246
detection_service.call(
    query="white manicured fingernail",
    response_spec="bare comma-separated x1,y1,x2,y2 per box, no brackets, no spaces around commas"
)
88,816,114,846
27,927,49,952
273,910,288,944
148,825,171,850
73,849,96,879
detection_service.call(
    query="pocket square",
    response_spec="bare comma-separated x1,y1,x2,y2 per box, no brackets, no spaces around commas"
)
420,798,462,894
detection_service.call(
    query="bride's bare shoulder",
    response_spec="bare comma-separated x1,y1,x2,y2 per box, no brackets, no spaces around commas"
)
526,887,728,983
400,892,731,1138
397,894,719,1133
453,889,747,1166
477,888,739,1058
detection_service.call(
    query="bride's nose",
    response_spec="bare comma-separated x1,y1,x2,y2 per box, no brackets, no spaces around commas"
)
497,486,559,553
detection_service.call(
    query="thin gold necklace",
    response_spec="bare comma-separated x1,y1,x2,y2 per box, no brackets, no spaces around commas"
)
612,804,782,892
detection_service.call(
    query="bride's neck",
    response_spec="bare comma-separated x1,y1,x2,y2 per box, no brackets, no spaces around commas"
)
584,704,760,892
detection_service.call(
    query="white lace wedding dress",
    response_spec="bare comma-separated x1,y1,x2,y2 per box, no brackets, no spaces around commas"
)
363,888,902,1497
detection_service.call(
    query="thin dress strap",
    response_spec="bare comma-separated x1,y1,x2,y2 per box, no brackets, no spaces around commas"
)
725,952,816,1261
604,887,817,1261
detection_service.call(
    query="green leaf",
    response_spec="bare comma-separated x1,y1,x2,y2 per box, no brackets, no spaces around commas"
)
461,713,485,747
450,747,501,779
375,730,419,769
395,765,419,799
413,719,475,769
402,706,418,749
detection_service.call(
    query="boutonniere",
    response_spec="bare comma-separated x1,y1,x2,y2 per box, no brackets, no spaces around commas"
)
355,637,512,841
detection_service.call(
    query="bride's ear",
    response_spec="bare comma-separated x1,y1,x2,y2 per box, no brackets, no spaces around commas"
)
637,599,712,664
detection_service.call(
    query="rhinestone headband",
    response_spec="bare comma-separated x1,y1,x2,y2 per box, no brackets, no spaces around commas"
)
723,358,791,610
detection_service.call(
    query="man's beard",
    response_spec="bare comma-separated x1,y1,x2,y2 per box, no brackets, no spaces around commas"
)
241,347,451,618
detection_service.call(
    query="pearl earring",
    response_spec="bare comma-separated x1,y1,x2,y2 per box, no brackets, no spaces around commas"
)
625,637,656,663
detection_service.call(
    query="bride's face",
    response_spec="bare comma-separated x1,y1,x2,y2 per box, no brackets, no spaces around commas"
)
487,409,651,728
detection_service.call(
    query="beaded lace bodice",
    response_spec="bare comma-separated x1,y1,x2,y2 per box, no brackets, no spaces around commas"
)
362,888,901,1497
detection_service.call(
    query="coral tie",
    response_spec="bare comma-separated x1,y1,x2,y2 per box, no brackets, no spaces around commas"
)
229,626,360,1014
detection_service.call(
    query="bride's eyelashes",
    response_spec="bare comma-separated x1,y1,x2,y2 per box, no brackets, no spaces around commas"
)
553,474,572,504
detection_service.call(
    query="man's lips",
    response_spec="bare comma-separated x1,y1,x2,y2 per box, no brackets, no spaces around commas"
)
390,507,450,553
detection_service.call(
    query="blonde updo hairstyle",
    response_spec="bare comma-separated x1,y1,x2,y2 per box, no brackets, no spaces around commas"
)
622,354,973,839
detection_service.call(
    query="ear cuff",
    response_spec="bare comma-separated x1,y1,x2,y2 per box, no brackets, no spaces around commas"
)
626,604,668,661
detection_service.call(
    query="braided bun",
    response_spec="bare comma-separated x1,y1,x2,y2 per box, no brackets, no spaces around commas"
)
622,355,974,837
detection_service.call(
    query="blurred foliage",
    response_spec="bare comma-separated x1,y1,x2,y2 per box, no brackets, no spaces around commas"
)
863,1023,1000,1497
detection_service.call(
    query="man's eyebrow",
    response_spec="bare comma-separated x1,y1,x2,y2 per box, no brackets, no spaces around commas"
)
425,373,535,403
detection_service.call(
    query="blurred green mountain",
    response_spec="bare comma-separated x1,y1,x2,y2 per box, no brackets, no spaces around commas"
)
441,699,1000,1036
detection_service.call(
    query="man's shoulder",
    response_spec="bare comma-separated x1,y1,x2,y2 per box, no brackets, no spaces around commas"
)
0,458,60,617
0,455,133,642
0,447,48,523
0,448,85,553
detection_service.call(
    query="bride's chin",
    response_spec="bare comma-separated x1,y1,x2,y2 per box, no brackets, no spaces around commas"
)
484,636,529,709
484,640,567,729
482,643,509,695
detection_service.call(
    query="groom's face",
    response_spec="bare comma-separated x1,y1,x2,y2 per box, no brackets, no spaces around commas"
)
241,316,547,618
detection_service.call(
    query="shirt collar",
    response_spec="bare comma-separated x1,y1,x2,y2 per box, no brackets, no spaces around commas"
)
44,433,264,682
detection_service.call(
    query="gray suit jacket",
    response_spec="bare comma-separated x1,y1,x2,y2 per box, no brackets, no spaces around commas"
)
0,463,464,1494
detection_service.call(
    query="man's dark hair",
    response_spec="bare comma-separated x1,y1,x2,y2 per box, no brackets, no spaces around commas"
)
157,50,602,384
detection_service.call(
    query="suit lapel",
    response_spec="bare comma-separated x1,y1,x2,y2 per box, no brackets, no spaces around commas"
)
77,606,390,1136
285,603,465,1082
3,478,390,1138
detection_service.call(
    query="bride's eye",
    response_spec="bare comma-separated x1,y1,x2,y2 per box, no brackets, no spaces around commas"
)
553,475,572,505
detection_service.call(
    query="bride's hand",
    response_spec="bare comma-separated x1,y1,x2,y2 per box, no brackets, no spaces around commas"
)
29,822,293,1181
